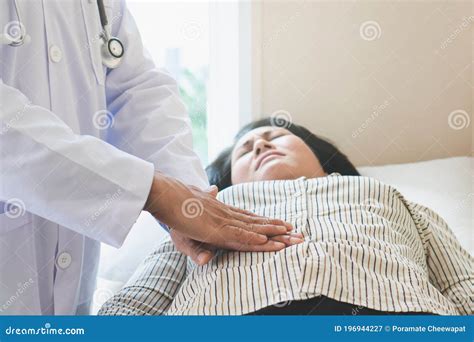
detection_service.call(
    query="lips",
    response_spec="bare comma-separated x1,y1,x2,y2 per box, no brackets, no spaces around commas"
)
255,151,285,170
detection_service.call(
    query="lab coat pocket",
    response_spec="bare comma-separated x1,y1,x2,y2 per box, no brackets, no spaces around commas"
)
0,210,31,234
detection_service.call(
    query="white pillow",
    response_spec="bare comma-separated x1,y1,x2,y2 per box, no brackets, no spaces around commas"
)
358,156,473,254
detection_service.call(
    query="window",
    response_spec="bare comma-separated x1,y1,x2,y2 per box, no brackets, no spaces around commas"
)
128,0,210,165
96,1,258,313
128,1,256,165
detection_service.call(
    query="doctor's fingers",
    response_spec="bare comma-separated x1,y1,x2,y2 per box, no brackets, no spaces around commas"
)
170,230,215,265
208,223,270,247
270,233,305,245
222,238,287,252
222,232,305,251
228,206,293,231
226,206,259,217
177,239,214,265
225,212,293,236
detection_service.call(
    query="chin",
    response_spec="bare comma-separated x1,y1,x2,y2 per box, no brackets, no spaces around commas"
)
255,162,299,181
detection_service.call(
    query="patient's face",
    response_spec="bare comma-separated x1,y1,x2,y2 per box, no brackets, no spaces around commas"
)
231,126,326,184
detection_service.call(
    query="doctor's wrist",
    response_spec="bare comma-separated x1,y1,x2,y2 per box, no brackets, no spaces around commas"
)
144,171,189,228
144,171,168,217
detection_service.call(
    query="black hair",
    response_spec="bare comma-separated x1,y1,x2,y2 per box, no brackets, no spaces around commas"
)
206,118,359,190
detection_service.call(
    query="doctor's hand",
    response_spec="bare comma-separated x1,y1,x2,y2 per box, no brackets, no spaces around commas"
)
144,172,301,258
169,186,304,265
170,226,305,265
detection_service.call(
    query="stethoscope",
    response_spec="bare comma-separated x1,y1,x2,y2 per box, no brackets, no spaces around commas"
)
1,0,124,69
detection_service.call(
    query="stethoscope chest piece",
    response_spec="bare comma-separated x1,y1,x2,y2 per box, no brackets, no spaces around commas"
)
97,0,124,69
101,35,124,69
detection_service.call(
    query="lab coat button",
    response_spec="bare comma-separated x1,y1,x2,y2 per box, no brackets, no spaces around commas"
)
57,252,72,269
49,45,63,63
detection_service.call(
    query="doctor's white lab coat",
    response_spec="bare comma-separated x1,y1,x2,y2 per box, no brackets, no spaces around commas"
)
0,0,208,315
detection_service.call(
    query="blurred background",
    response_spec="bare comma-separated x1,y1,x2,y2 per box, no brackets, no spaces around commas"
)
129,0,472,167
128,0,210,164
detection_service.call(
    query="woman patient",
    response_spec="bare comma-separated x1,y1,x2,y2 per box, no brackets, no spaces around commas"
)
99,118,473,316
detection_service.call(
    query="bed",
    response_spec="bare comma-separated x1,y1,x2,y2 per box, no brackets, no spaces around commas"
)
92,156,473,313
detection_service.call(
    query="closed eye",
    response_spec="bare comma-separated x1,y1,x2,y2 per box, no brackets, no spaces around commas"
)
236,132,287,159
270,134,285,140
237,149,251,158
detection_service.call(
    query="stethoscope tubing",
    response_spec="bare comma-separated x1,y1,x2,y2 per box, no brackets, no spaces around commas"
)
5,0,124,68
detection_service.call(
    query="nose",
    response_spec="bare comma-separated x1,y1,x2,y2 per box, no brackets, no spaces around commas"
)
253,138,274,156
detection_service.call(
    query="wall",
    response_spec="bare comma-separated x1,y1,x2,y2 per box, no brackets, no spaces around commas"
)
254,0,472,166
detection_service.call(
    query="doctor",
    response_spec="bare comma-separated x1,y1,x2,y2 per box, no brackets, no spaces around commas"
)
0,0,294,315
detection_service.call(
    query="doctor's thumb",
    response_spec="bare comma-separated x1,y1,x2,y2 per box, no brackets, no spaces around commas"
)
205,185,219,197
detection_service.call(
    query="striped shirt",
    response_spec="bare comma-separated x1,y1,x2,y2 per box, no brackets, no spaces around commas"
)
99,174,474,316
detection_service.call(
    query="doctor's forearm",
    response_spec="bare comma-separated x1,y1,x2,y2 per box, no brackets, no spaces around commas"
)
1,80,155,247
